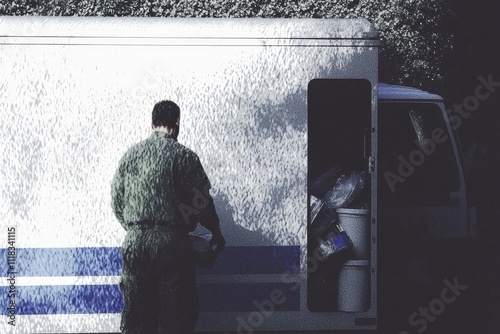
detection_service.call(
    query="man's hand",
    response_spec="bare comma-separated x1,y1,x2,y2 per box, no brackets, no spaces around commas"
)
209,229,226,252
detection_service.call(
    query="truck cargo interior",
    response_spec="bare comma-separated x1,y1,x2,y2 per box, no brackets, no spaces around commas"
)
307,79,372,312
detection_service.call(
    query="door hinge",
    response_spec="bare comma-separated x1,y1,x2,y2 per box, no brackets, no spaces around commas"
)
368,156,375,174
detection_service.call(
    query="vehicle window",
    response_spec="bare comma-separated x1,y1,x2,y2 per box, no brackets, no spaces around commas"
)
378,102,460,207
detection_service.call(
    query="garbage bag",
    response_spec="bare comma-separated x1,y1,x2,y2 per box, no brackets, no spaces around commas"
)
323,171,366,210
309,202,338,239
309,195,323,224
309,165,344,198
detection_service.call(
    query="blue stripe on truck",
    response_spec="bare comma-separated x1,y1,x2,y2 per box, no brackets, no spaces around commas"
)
1,247,122,277
0,246,300,276
198,246,301,275
0,283,300,315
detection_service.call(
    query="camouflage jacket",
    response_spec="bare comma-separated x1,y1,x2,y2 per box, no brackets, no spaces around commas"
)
111,131,220,232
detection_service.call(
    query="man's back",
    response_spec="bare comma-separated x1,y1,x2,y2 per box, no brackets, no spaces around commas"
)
112,131,210,232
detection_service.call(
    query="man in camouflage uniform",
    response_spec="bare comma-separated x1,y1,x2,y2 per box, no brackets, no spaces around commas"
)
111,100,225,334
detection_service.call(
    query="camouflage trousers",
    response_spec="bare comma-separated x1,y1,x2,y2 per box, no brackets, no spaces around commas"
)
119,226,199,334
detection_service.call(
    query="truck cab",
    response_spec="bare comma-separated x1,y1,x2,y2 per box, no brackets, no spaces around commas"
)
378,83,474,241
377,83,475,332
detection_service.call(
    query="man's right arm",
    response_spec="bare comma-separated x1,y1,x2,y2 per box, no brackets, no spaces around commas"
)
180,153,225,250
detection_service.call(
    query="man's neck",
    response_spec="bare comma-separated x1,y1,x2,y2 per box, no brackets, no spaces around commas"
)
153,126,174,136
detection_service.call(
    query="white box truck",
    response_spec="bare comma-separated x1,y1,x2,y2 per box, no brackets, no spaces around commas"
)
0,17,474,333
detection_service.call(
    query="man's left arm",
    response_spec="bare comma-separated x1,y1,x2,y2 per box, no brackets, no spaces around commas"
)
111,162,127,230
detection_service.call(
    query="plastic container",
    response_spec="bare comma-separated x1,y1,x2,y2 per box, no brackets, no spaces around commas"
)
337,260,370,312
336,208,370,259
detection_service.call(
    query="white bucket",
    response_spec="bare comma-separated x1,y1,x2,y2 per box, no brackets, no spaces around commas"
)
337,260,370,312
336,208,370,259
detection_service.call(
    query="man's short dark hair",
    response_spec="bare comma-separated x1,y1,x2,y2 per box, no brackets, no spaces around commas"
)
152,100,180,128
